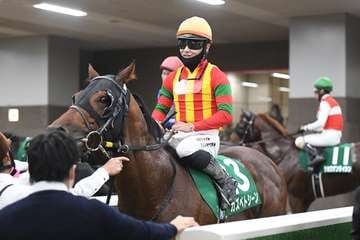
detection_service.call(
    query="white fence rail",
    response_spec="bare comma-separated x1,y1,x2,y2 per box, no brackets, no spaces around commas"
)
176,207,353,240
91,196,353,240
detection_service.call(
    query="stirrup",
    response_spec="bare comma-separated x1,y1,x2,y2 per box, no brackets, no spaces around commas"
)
308,156,325,167
213,181,231,210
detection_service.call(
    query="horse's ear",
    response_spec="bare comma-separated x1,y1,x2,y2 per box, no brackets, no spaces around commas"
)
88,64,99,79
117,61,137,84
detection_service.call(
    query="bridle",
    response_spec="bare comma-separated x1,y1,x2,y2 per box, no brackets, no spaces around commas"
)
235,112,256,145
69,75,130,160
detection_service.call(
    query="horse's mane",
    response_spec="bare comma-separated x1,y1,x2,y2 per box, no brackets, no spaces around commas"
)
258,113,288,136
132,93,162,141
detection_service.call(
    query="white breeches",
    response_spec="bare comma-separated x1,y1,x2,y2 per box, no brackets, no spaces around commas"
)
169,129,220,158
295,130,342,149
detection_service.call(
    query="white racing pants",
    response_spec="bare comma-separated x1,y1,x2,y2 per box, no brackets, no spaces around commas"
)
295,130,342,149
169,129,220,158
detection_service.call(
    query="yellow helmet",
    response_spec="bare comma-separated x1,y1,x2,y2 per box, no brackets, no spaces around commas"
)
176,16,212,42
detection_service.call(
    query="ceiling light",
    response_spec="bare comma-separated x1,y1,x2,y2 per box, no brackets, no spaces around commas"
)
194,0,225,6
272,73,290,79
242,82,258,88
33,3,87,17
279,87,290,92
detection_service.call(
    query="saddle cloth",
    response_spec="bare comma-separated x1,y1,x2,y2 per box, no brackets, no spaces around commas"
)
188,155,261,219
299,143,353,173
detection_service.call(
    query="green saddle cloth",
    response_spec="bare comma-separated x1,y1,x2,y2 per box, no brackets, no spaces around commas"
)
189,155,261,219
299,143,353,173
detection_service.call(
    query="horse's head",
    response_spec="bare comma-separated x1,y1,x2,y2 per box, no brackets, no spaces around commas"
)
49,62,137,164
232,110,260,144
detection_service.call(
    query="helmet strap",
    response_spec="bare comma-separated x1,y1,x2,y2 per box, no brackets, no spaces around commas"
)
178,43,208,72
317,89,326,101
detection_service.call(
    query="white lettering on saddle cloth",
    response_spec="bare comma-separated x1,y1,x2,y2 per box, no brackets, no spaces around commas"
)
323,146,352,173
324,166,351,173
231,192,260,212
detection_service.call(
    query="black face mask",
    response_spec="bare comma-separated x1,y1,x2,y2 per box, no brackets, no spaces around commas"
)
178,47,207,72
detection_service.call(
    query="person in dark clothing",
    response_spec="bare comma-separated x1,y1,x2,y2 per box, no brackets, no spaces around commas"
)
0,130,198,240
352,187,360,239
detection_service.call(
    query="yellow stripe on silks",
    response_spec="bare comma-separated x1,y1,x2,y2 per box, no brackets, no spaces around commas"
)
173,68,182,121
202,63,214,119
184,68,198,123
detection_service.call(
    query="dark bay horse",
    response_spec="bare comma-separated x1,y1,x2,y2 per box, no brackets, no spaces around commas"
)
49,63,287,224
231,112,360,213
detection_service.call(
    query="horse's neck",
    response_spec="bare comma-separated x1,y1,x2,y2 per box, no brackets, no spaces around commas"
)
258,120,296,164
119,97,175,215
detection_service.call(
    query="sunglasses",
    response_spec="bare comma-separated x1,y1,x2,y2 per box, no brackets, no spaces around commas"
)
177,39,204,50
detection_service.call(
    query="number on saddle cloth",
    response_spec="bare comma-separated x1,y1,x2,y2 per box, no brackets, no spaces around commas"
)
188,155,261,219
299,143,353,174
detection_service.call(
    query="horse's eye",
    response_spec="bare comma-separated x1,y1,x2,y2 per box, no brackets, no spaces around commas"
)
99,96,109,105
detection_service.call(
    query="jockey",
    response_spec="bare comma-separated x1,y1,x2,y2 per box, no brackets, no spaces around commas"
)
158,56,183,129
160,56,183,82
295,77,343,167
152,16,237,209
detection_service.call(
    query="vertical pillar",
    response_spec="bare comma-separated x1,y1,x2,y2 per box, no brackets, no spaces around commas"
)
289,14,360,142
0,36,79,136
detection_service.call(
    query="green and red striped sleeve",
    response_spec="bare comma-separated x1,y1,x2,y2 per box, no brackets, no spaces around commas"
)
194,66,233,131
152,72,175,121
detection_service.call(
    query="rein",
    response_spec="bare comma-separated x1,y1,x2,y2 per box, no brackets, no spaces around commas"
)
246,132,300,146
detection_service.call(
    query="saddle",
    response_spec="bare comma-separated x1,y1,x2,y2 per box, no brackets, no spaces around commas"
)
165,146,261,220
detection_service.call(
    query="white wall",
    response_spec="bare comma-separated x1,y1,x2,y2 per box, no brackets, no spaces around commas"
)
227,72,277,123
290,14,346,98
0,36,48,105
247,74,271,113
228,72,246,123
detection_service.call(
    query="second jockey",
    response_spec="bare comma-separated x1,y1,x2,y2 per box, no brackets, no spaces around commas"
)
158,56,183,129
152,16,237,209
295,77,343,167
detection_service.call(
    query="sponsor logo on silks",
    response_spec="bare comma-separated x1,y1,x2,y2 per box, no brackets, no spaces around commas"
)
200,142,216,148
189,155,261,219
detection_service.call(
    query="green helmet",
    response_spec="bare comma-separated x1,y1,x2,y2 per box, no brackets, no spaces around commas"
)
314,77,333,92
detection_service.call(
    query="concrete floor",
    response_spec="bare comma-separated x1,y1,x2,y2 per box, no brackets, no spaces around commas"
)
308,191,355,211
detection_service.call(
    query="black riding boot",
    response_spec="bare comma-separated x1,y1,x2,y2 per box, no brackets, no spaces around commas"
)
304,143,325,167
203,156,238,210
